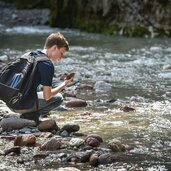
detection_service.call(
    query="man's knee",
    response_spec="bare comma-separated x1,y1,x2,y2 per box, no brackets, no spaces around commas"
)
52,93,63,105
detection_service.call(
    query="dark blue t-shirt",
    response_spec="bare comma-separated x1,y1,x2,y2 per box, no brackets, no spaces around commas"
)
21,51,54,109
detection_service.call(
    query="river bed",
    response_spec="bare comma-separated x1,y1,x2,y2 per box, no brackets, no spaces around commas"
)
0,26,171,170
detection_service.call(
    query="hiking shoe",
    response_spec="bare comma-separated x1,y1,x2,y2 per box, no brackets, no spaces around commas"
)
20,112,40,124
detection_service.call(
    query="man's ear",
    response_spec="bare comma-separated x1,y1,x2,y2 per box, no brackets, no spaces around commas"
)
51,45,57,51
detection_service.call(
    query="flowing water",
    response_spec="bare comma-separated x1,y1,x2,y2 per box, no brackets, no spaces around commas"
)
0,26,171,170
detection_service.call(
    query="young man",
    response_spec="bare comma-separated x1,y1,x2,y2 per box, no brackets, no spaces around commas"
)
13,32,73,122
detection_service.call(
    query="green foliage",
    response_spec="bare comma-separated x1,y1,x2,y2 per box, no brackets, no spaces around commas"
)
131,26,150,37
73,18,104,33
103,24,120,35
122,26,150,37
49,0,58,27
14,0,49,9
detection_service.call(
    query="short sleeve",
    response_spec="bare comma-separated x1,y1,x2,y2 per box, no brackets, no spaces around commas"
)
37,61,54,86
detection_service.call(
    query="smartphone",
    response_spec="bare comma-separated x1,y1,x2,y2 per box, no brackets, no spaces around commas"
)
66,72,75,80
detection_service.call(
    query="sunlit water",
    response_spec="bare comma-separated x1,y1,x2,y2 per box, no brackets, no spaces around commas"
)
0,26,171,170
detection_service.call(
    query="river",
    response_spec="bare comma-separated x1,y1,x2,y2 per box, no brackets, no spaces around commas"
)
0,26,171,170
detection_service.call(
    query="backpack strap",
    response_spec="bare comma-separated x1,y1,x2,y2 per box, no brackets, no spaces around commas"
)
21,52,50,110
20,52,49,63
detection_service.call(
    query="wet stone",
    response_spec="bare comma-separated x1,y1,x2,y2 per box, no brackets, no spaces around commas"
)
37,118,60,132
98,153,116,165
75,150,93,163
85,137,100,147
85,134,103,143
17,158,25,164
57,167,81,171
120,105,135,112
60,130,70,137
108,139,126,152
14,134,36,147
69,138,84,147
65,97,87,108
19,127,32,134
40,132,53,138
40,138,62,151
61,124,80,133
89,153,99,167
0,135,16,141
4,146,21,156
0,117,36,131
63,92,77,98
33,152,49,159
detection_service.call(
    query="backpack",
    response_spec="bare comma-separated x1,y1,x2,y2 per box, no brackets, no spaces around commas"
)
0,51,49,109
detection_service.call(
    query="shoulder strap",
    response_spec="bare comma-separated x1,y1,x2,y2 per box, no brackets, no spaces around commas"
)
20,52,49,63
21,52,50,96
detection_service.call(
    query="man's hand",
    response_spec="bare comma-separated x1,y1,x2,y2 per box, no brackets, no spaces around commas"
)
64,77,74,86
43,76,74,101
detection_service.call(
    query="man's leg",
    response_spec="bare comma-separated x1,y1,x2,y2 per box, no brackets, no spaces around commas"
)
37,91,63,116
13,92,63,123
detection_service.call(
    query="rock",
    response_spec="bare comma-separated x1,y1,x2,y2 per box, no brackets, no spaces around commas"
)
0,55,8,61
0,117,36,131
0,135,16,141
65,97,87,108
37,118,60,132
40,138,62,151
98,153,116,165
108,139,126,152
73,151,92,163
63,92,77,98
19,127,32,134
120,105,135,112
0,139,4,146
85,134,103,147
17,158,24,164
14,134,36,147
60,130,70,137
61,124,80,133
66,155,79,163
85,137,100,147
40,132,53,138
69,138,84,147
163,64,171,70
89,153,99,166
57,167,81,171
4,146,21,156
85,134,103,143
72,132,85,137
4,113,20,118
33,152,49,159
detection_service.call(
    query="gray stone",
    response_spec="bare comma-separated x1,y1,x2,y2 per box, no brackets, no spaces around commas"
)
0,117,36,131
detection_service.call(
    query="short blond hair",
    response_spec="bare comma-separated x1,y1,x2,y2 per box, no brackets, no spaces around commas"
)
44,32,69,51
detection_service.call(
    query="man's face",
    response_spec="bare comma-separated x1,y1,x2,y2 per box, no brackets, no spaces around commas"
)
52,45,67,62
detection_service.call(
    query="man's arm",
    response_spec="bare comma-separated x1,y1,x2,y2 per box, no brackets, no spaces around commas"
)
43,79,72,101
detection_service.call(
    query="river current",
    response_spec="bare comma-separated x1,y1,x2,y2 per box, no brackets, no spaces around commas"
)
0,26,171,170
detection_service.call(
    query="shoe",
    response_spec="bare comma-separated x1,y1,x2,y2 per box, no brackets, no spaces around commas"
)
20,112,40,124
